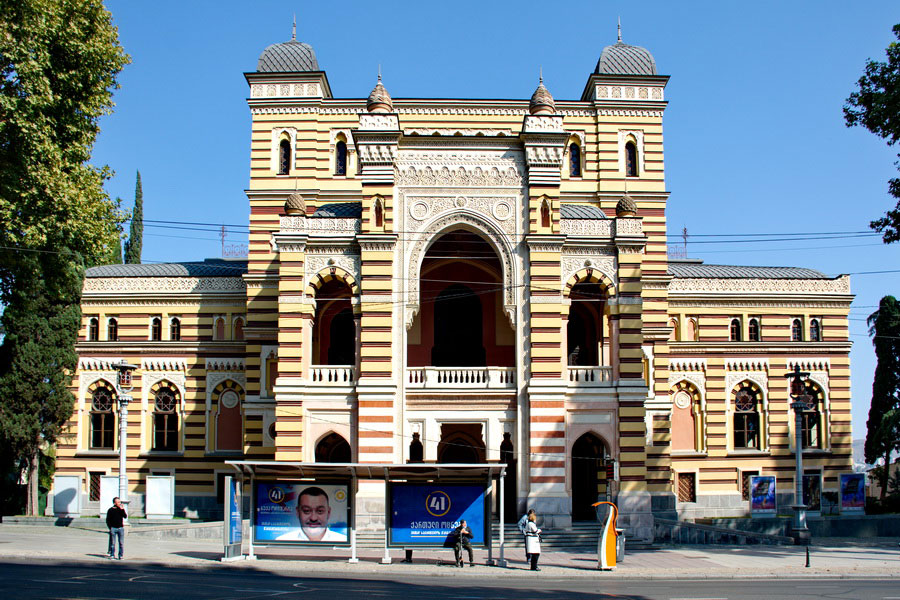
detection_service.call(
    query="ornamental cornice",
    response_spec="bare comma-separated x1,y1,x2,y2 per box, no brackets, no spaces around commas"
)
82,299,248,308
249,106,596,117
670,342,852,354
669,358,707,372
206,358,246,372
83,277,245,294
617,245,645,254
79,357,122,371
668,276,851,295
596,109,664,118
404,128,514,137
396,165,523,188
786,358,830,372
667,299,852,309
141,358,188,372
725,358,769,372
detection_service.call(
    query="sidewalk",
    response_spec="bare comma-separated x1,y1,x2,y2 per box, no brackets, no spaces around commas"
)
0,524,897,579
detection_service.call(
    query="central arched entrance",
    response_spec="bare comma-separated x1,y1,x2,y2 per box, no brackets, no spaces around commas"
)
437,423,486,463
571,432,611,521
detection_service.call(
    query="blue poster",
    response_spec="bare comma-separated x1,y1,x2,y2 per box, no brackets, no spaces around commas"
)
227,478,242,545
750,475,776,514
390,484,486,546
254,482,349,544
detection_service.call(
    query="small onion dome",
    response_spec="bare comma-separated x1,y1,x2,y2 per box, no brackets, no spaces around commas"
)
366,75,393,113
616,194,637,217
284,191,306,215
529,77,555,115
257,19,319,72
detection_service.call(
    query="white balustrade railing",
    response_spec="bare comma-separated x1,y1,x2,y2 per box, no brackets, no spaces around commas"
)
567,366,613,385
309,365,356,385
406,367,516,389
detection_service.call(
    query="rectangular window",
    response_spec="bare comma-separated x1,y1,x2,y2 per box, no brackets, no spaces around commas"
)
741,470,758,501
734,413,759,449
90,413,114,450
677,472,696,503
89,472,103,502
153,414,178,451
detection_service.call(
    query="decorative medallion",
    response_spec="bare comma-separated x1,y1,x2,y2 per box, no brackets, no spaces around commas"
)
674,390,691,410
220,390,240,409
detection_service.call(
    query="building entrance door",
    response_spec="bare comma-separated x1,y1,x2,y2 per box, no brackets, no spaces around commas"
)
571,432,610,521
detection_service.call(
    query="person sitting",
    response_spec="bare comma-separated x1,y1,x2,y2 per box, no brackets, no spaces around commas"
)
453,519,475,567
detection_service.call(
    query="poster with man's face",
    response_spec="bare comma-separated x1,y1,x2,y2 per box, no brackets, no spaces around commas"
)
254,482,349,544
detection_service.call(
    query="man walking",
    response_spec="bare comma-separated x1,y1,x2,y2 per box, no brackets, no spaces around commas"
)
106,496,126,560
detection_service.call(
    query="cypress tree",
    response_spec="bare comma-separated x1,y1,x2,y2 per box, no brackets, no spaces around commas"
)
124,171,143,264
866,295,900,500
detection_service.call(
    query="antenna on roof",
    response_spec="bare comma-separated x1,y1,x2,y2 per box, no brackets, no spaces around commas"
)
617,16,622,43
291,14,296,41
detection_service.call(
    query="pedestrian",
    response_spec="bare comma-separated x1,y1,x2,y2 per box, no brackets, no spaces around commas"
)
452,519,475,567
517,508,535,563
524,512,542,571
106,496,127,560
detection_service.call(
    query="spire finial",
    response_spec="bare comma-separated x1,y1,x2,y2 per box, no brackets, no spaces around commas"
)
539,65,543,85
378,63,382,82
292,14,296,41
617,16,622,43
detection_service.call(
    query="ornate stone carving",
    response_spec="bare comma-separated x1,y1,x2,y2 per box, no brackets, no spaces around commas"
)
142,358,187,372
561,255,617,288
616,218,643,235
357,142,397,165
84,277,245,294
280,216,361,235
404,128,514,137
206,358,246,372
525,145,565,167
305,250,361,286
523,115,564,132
725,371,768,395
397,165,521,188
560,219,613,237
404,195,518,235
359,114,399,130
668,277,851,295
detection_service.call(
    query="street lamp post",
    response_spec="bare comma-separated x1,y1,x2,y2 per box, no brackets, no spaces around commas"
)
111,360,138,507
785,365,811,546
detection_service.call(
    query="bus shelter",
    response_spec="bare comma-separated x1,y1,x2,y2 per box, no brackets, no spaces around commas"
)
226,461,509,565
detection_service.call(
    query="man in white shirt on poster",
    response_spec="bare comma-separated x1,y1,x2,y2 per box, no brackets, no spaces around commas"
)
277,486,346,542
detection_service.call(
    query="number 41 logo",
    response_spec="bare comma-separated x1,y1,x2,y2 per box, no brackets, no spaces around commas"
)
425,490,451,517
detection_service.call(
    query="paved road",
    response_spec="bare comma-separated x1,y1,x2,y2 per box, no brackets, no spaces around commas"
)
3,561,899,599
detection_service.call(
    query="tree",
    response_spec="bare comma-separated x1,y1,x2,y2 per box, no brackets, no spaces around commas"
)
0,0,128,514
844,24,900,243
124,171,143,264
866,295,900,501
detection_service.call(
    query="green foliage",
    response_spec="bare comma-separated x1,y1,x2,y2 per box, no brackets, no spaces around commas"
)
0,0,129,291
124,170,143,264
866,296,900,500
844,24,900,242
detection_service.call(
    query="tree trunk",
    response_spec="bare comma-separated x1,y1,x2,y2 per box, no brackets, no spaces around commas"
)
26,450,39,516
881,449,891,502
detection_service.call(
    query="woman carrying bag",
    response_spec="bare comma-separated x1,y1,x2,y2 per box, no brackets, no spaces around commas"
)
524,512,542,571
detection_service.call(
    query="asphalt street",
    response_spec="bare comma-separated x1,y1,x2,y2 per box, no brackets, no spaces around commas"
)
3,561,900,600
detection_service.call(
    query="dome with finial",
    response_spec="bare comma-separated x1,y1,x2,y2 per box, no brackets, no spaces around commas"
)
366,75,393,113
257,18,319,72
595,20,657,76
529,77,555,115
284,191,306,215
616,194,637,217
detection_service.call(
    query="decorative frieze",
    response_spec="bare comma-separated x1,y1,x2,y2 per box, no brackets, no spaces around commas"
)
396,165,522,188
560,219,614,237
668,276,851,295
83,277,245,294
595,85,663,102
305,251,361,285
141,358,188,372
250,82,322,98
206,358,246,372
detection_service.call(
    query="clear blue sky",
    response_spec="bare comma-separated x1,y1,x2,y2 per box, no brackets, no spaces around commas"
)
94,0,900,440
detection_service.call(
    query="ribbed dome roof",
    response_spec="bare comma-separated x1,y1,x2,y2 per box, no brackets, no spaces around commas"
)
595,24,657,75
529,78,555,115
367,76,393,113
257,21,319,72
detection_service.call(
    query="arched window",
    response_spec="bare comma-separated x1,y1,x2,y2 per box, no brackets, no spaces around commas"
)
733,386,760,449
668,318,679,342
151,317,162,341
215,317,226,340
730,318,741,342
540,200,551,229
809,319,822,342
687,318,699,341
170,317,181,341
315,432,351,463
233,317,245,341
374,197,383,228
89,318,99,341
278,139,291,175
748,318,760,342
335,140,347,176
107,318,118,342
569,143,582,177
90,385,115,450
792,319,803,342
153,387,179,451
625,141,638,177
800,384,824,449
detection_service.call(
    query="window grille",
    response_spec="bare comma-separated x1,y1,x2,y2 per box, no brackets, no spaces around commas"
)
89,472,103,502
625,141,638,177
792,319,802,341
278,139,291,175
677,472,696,503
89,318,99,341
335,141,347,175
569,144,581,177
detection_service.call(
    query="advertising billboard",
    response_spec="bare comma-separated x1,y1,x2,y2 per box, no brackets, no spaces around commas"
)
254,482,349,544
840,473,866,512
389,483,487,547
222,475,242,560
802,473,821,511
749,475,776,514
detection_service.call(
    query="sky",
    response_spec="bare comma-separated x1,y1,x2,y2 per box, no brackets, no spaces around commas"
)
94,0,900,440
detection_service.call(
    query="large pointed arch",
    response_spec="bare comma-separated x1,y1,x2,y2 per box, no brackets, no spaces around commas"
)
405,211,517,329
